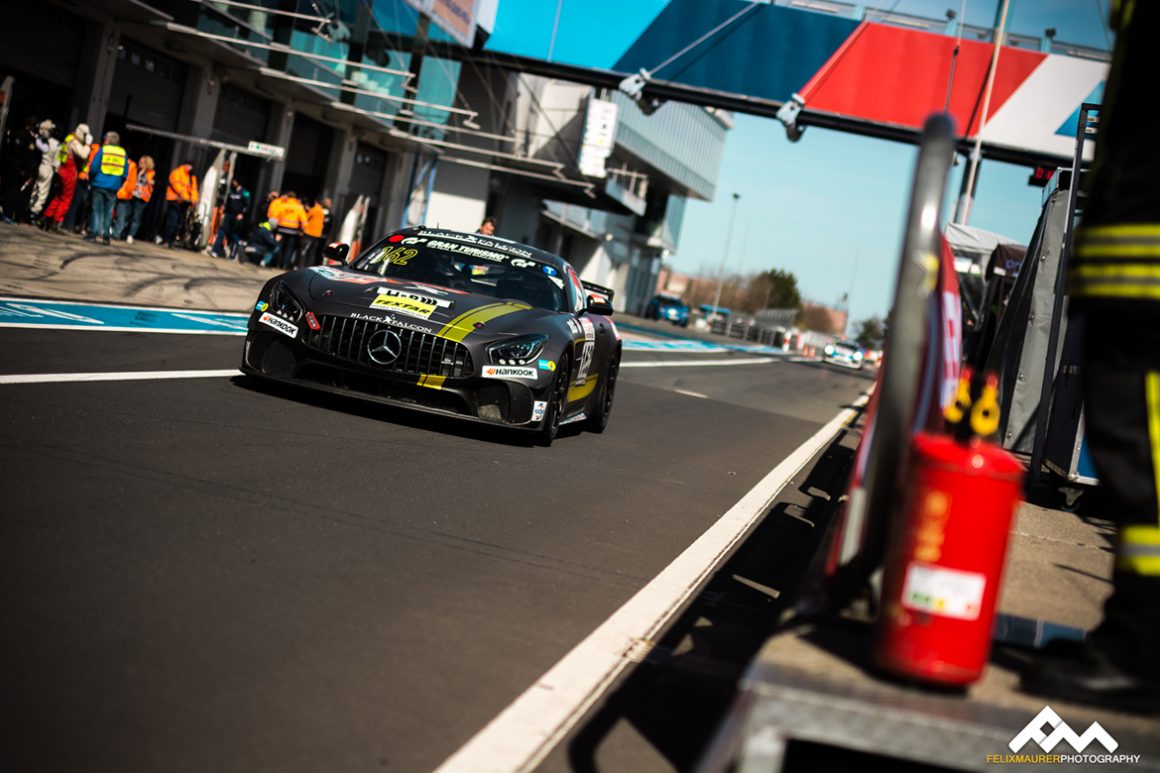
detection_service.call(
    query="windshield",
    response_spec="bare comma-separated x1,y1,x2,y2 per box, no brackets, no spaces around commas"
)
834,341,860,351
657,297,687,309
350,233,569,312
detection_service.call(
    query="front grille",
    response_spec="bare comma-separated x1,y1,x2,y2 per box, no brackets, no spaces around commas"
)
305,314,473,378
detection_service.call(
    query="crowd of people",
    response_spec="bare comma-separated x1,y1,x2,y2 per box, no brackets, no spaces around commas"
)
0,116,333,270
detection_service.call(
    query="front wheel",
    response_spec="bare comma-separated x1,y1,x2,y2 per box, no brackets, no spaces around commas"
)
537,352,571,447
586,351,620,433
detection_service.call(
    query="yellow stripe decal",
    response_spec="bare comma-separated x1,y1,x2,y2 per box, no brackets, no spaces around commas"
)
418,374,445,390
437,302,532,343
567,375,598,403
437,302,505,340
1147,372,1160,523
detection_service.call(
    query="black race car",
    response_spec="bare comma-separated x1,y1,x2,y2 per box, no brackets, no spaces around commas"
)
241,227,622,445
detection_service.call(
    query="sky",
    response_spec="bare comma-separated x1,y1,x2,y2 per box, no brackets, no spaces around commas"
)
487,0,1113,328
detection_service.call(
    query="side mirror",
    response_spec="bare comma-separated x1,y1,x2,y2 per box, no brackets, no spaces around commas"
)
585,295,613,316
322,242,351,264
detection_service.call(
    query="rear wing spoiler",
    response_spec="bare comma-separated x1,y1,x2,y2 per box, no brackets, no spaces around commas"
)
581,281,614,302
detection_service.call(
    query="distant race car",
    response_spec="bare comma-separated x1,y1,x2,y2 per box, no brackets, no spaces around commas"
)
644,293,690,326
823,339,865,369
241,227,622,445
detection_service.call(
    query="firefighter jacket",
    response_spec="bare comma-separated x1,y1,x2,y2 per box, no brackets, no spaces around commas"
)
88,145,129,190
166,165,199,203
1072,225,1160,305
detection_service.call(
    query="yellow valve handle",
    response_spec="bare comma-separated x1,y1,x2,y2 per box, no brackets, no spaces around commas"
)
970,379,1001,437
944,369,973,425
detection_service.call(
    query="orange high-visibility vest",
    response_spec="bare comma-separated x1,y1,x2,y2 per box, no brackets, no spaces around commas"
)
304,203,325,237
117,160,138,200
135,167,155,202
166,165,199,203
79,143,101,180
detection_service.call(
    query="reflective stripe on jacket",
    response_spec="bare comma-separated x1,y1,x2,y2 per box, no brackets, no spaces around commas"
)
1071,224,1160,303
89,146,130,190
99,145,127,176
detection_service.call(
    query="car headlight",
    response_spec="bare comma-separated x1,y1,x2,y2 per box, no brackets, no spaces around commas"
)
824,345,834,356
853,351,863,360
488,334,548,366
271,282,304,321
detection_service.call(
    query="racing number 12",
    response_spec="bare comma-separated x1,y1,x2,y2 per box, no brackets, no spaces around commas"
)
575,342,594,386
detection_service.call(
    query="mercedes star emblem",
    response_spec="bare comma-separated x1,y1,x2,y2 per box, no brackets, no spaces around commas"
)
367,329,403,365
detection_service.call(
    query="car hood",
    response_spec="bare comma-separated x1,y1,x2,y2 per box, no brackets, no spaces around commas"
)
300,265,556,338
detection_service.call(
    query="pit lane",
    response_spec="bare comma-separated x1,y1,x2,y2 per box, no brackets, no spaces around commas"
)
1,320,869,772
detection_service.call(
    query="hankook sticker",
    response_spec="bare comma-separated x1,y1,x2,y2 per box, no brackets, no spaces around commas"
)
259,311,298,338
480,364,538,381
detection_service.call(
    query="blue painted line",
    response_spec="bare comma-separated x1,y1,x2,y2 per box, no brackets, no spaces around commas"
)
617,320,787,356
623,340,726,352
0,297,249,335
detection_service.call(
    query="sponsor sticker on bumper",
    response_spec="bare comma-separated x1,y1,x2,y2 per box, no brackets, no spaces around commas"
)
481,364,538,381
371,294,437,319
259,311,298,338
532,400,547,421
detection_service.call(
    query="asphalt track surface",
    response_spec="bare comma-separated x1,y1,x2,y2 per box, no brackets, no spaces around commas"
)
1,324,871,772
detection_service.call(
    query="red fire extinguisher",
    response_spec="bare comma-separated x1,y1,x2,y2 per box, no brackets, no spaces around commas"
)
874,369,1025,686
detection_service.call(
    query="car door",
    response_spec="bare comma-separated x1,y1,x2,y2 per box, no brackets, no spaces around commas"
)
564,267,612,411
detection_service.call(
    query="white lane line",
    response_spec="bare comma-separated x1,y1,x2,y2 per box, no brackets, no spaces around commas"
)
0,295,250,314
0,369,242,385
0,322,246,335
620,357,774,369
672,388,708,399
435,392,871,773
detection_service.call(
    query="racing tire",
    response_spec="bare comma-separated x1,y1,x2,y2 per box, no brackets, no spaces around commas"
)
586,350,620,434
538,351,572,447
